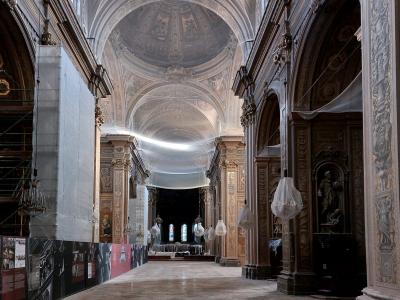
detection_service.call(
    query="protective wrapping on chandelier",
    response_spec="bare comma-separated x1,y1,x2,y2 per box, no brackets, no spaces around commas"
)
215,220,227,236
296,72,362,120
204,227,215,241
237,205,254,229
150,223,160,237
194,222,205,237
271,177,303,220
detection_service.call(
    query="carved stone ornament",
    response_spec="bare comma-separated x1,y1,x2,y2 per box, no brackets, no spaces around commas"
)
273,21,292,65
111,158,130,168
369,0,397,283
1,0,17,10
95,105,104,126
310,0,322,14
240,101,256,128
0,79,10,96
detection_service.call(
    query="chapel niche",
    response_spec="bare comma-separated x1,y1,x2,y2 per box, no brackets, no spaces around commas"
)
289,0,365,296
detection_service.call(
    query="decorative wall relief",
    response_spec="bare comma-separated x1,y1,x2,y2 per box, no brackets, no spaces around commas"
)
295,126,312,270
100,167,113,193
369,0,397,284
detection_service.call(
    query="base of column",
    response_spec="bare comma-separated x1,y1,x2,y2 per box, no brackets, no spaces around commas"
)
219,257,241,267
242,264,273,279
277,271,316,295
357,287,400,300
215,256,221,264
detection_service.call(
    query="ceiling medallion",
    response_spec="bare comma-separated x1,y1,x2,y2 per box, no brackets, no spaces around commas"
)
0,79,10,96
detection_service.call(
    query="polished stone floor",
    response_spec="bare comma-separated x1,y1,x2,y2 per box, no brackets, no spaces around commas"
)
66,261,314,300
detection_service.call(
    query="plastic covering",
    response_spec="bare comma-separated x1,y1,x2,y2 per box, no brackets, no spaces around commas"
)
194,223,205,237
296,72,362,120
237,205,254,229
150,223,160,237
271,177,303,220
204,226,215,241
215,220,227,236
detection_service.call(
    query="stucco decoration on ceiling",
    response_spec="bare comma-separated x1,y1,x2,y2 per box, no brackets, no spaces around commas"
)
114,0,232,68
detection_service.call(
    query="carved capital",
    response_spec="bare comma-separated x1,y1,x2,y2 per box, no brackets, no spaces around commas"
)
111,158,130,169
240,102,256,128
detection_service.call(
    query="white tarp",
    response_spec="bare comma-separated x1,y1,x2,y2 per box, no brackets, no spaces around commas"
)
296,72,362,120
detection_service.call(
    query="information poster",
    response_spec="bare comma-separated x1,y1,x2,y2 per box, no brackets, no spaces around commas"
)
1,237,26,300
14,239,26,269
110,244,132,279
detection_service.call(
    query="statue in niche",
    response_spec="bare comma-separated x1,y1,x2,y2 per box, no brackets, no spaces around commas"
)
317,169,344,230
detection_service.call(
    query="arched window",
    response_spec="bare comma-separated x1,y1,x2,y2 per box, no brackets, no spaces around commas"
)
181,224,187,242
169,224,174,242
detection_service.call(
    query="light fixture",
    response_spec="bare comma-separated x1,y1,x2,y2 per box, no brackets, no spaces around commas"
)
237,199,253,229
16,35,48,233
16,169,46,217
215,220,227,236
271,170,303,220
193,190,205,237
124,216,133,235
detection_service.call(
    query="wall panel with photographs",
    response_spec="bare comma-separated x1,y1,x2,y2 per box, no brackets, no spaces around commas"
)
0,237,148,300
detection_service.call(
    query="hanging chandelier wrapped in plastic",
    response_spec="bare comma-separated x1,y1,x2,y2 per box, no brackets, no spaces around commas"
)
204,226,215,241
237,200,253,229
215,220,227,236
150,223,160,237
271,177,303,220
194,222,205,237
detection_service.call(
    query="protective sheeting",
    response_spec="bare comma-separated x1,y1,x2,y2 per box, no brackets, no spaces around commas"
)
237,205,254,229
101,125,213,189
258,144,281,157
271,177,303,220
215,220,227,236
296,72,362,120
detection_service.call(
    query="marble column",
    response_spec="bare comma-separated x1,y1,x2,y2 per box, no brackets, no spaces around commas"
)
109,135,133,244
358,1,400,298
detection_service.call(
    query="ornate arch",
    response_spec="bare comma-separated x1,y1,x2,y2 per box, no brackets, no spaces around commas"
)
89,0,254,61
126,81,226,128
290,0,361,111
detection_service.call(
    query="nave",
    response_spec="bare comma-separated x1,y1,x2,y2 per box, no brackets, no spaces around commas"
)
66,261,312,300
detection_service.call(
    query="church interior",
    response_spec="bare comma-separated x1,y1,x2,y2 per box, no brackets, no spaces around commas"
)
0,0,399,299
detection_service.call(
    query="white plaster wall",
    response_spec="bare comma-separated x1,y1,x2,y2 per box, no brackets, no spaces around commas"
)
128,184,148,245
30,46,95,242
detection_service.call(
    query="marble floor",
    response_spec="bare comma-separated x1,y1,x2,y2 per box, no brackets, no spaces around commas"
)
66,261,314,300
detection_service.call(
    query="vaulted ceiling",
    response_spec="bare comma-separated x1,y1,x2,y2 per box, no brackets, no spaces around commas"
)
89,0,255,189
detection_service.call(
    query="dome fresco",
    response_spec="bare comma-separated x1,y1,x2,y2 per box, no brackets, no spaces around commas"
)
115,0,233,68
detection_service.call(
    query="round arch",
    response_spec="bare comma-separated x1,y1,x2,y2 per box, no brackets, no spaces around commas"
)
89,0,254,61
126,81,226,128
290,0,361,111
256,91,280,154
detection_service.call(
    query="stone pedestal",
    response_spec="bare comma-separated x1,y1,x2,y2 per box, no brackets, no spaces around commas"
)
220,257,241,267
